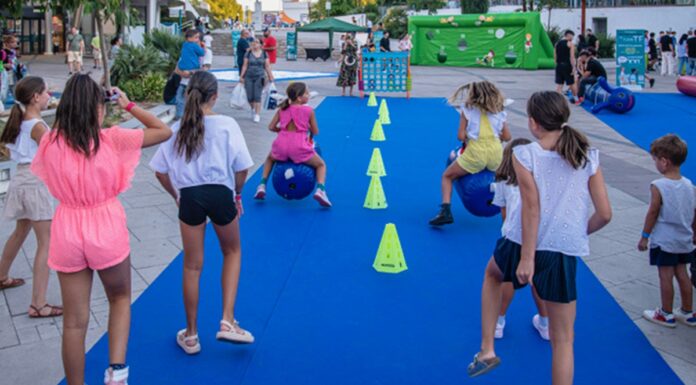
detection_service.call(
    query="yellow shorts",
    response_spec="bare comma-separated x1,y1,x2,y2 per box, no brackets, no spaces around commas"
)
67,51,83,64
456,142,503,174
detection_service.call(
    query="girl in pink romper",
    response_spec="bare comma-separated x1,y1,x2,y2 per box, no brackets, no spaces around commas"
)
253,82,331,207
31,75,171,385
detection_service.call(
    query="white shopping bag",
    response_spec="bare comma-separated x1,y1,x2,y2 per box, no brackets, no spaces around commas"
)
229,83,248,109
262,82,276,110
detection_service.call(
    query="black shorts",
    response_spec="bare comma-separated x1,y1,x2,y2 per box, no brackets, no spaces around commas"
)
555,62,575,86
649,246,695,267
179,184,238,226
493,238,578,303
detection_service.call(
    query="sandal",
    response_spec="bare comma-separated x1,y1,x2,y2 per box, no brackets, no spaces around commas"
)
176,329,201,355
28,304,63,318
467,352,501,378
216,319,254,344
0,277,25,290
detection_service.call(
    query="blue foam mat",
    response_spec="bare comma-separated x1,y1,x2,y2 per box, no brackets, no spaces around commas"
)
587,92,696,180
66,97,681,385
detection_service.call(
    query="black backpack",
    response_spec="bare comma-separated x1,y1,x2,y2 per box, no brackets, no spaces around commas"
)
163,73,181,105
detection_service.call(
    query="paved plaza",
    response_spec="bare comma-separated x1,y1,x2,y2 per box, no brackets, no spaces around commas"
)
1,53,695,384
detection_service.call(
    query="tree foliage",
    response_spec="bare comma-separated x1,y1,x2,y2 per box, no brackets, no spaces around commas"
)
408,0,446,15
460,0,488,14
383,7,408,38
199,0,243,21
309,0,358,21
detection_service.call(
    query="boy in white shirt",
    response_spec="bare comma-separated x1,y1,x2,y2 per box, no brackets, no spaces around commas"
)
638,134,696,328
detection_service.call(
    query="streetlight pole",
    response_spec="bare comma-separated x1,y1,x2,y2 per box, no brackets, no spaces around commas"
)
581,0,586,34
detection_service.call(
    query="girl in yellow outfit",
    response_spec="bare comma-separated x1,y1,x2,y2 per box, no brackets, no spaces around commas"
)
430,81,511,226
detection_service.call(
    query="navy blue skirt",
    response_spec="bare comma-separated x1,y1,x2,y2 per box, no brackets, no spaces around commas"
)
493,238,578,303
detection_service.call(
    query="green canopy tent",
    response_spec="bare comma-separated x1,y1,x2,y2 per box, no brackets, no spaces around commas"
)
296,17,364,51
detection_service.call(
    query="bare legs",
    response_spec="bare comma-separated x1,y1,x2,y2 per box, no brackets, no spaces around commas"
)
304,154,327,185
180,217,243,339
0,219,58,316
58,258,131,385
546,301,576,385
441,161,468,204
479,257,504,360
658,265,694,314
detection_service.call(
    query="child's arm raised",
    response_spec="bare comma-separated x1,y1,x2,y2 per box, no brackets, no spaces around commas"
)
638,184,661,251
513,156,539,285
457,112,468,142
309,110,319,136
587,167,612,235
268,110,280,132
114,88,172,147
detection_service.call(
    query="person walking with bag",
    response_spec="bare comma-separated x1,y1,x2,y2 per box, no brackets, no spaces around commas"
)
240,38,274,123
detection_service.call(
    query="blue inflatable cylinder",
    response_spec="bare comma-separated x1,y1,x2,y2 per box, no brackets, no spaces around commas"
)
447,149,501,218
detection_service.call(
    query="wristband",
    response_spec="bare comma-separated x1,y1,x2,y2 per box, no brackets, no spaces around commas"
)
235,194,242,201
641,231,651,239
125,102,136,112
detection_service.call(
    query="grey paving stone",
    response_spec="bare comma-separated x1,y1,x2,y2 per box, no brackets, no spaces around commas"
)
636,319,696,365
128,221,181,242
585,251,654,287
0,312,18,349
130,239,181,269
36,323,61,340
136,265,168,285
658,350,696,384
125,205,178,229
15,325,41,345
587,234,635,261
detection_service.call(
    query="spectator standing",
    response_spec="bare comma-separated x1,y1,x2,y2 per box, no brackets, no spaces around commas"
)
648,32,658,71
91,34,102,70
687,30,696,76
203,31,214,70
262,28,277,65
586,29,599,51
660,31,676,76
677,33,689,76
236,29,251,74
554,30,577,101
66,27,84,75
380,31,391,52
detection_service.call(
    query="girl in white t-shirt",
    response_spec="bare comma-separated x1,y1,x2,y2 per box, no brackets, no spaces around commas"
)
468,91,612,381
0,76,62,318
490,138,550,341
150,71,255,354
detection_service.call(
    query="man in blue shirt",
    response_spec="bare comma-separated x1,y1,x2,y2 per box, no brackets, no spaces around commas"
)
237,29,251,74
175,29,205,119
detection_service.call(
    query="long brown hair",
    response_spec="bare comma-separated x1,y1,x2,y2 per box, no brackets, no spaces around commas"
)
52,74,104,157
176,71,217,162
280,82,307,110
449,81,505,114
0,76,46,145
495,138,532,184
527,91,590,169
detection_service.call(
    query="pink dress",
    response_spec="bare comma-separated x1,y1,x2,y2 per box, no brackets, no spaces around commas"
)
271,104,316,164
31,127,144,273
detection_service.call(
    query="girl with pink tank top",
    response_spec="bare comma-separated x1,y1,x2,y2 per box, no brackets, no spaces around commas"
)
30,74,172,385
253,82,331,207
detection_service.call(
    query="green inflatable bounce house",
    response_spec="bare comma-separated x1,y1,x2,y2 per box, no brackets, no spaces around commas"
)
408,12,555,70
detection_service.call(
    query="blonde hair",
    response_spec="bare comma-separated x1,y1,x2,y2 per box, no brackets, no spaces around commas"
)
449,81,505,114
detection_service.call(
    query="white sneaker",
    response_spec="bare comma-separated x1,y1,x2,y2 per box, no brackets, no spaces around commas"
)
254,184,266,200
673,308,696,327
494,320,505,339
216,319,254,344
532,314,550,340
313,188,332,207
104,366,128,385
643,307,677,328
253,114,260,123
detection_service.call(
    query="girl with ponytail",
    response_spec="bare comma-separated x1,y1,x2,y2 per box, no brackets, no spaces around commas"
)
467,91,612,382
253,81,332,207
150,71,256,354
0,76,61,319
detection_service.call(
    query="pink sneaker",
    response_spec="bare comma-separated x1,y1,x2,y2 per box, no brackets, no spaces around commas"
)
103,366,128,385
313,189,332,207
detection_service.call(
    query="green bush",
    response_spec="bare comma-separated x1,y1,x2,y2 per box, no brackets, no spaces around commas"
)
119,72,167,102
547,26,561,46
597,33,615,58
461,0,488,14
144,29,185,73
110,44,168,86
383,7,408,39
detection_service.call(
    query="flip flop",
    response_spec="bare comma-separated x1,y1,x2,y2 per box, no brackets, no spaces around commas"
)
0,277,25,290
467,352,501,378
28,304,63,318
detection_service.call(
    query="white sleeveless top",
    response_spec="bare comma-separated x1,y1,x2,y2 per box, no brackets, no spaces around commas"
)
458,105,507,141
492,181,521,240
5,118,49,164
650,177,696,254
511,142,600,257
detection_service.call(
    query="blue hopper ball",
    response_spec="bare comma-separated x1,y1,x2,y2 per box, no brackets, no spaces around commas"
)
447,149,501,217
272,162,317,200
